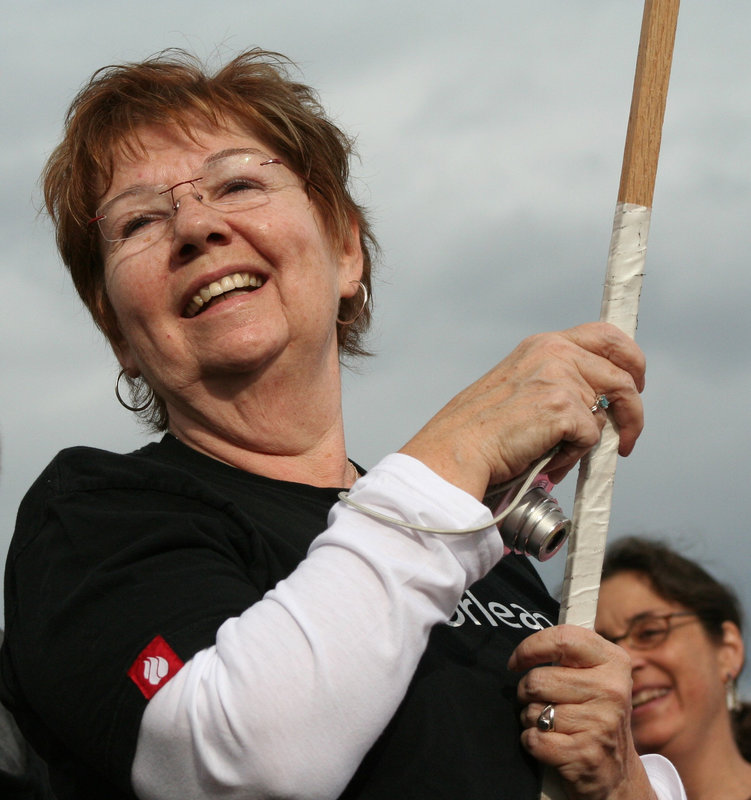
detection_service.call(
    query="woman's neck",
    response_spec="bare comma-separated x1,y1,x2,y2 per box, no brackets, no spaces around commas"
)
661,723,751,800
164,352,354,487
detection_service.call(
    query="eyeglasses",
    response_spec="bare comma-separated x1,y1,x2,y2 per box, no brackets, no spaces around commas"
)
605,611,700,651
89,149,301,250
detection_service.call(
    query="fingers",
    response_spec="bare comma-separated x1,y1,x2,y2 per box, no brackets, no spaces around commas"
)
556,322,645,458
519,699,633,784
510,626,642,795
501,323,644,471
509,627,632,731
521,701,623,740
508,624,583,673
509,624,629,674
562,321,646,393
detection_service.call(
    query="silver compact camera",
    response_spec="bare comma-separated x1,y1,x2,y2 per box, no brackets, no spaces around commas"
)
483,475,571,562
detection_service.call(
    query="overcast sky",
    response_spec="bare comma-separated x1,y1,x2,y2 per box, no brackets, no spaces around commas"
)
2,1,750,687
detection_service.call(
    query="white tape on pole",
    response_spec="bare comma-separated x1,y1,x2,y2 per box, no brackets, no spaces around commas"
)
558,202,651,627
539,204,651,800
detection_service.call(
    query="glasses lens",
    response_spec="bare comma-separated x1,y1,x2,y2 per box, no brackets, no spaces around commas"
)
629,616,670,649
97,188,174,243
200,152,289,210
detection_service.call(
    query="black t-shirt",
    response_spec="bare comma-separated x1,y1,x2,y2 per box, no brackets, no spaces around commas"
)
0,435,559,799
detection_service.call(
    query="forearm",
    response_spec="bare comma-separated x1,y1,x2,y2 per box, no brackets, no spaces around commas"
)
132,453,503,800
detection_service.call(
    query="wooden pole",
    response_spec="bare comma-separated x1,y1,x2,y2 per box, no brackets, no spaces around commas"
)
541,2,679,796
619,0,681,208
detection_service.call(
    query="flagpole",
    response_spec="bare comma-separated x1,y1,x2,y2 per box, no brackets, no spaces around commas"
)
541,1,679,796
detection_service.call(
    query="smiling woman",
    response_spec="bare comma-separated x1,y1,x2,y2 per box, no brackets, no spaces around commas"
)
0,48,683,800
596,537,751,800
96,119,367,456
42,50,377,433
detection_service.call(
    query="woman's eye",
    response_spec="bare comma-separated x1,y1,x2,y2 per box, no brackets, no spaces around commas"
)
635,627,662,643
218,178,266,199
122,217,154,238
117,211,168,239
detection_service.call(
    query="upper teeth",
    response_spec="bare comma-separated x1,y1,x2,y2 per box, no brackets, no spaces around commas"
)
184,272,263,318
632,687,669,708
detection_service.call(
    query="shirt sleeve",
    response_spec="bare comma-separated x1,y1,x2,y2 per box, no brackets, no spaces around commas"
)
131,453,503,800
640,754,688,800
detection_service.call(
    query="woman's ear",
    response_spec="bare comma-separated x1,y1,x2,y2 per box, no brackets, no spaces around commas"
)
338,216,364,289
97,291,140,377
109,329,140,378
718,620,745,680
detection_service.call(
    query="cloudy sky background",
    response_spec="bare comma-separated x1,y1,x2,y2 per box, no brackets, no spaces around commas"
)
2,2,750,687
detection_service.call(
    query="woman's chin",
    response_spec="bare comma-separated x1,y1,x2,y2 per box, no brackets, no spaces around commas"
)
193,326,290,376
633,725,674,756
632,701,683,755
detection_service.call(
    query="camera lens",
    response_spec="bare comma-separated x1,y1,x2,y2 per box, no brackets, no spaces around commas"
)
497,487,571,561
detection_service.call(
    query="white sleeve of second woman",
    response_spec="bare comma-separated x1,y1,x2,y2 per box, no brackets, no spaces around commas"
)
131,453,504,800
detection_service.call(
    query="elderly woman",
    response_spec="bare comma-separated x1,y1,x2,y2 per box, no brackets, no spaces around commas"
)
596,537,751,800
0,50,683,800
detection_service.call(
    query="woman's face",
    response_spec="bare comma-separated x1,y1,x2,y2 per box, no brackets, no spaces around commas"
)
100,122,362,410
595,571,741,760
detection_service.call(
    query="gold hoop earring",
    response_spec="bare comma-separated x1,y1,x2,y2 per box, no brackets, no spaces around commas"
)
337,281,368,326
115,368,153,413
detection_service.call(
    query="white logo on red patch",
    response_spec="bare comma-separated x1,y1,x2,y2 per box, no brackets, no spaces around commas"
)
143,656,169,685
128,635,184,699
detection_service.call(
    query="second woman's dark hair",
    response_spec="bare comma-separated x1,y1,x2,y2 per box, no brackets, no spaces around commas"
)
602,536,742,642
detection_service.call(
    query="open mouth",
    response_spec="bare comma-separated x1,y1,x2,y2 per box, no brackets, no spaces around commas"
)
183,272,264,318
632,687,670,709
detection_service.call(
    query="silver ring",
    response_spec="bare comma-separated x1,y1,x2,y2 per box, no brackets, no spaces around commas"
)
590,394,610,414
536,703,556,732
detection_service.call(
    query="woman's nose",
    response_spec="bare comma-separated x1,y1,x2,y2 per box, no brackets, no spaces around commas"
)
169,189,233,261
620,643,649,672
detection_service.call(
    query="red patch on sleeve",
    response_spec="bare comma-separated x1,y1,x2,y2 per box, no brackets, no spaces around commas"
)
127,635,184,699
